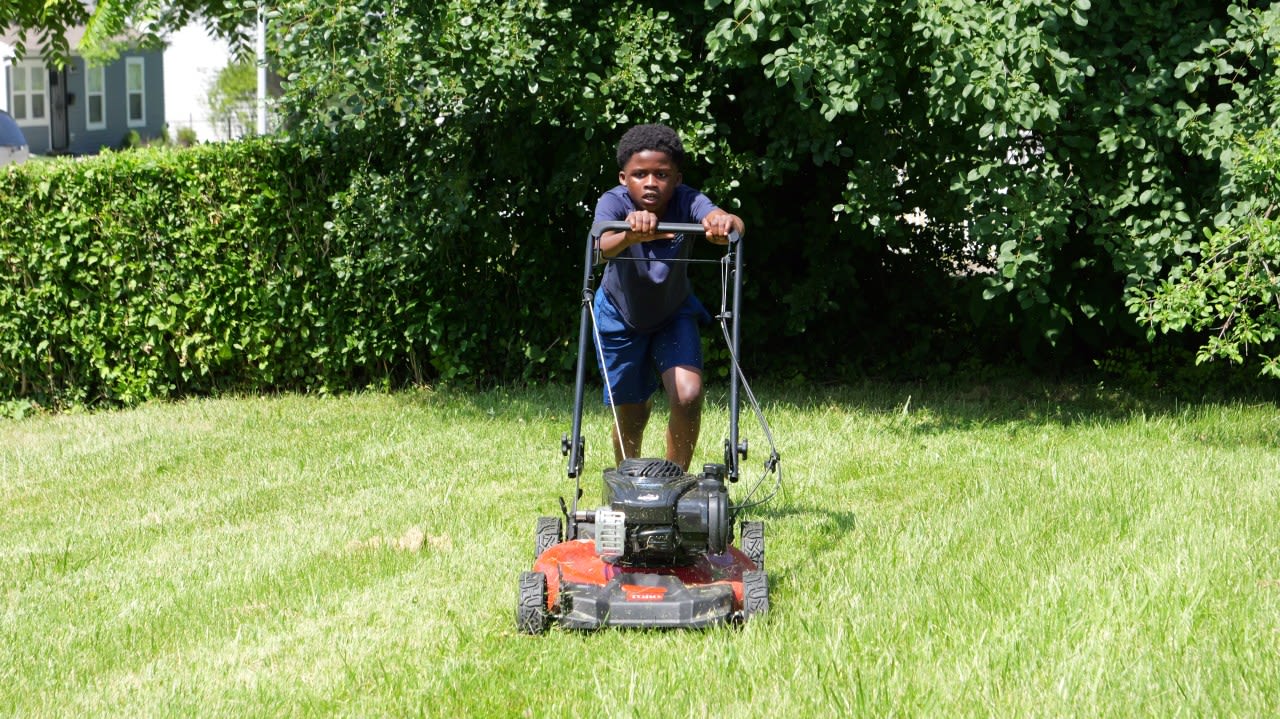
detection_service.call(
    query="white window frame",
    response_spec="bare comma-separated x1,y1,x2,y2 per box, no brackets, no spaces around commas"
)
85,64,106,130
125,56,146,128
9,61,48,128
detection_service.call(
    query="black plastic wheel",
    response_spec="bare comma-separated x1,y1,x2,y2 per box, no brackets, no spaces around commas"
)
534,516,562,559
741,570,769,621
516,571,550,635
740,520,765,571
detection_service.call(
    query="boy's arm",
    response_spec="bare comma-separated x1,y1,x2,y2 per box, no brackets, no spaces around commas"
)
701,209,745,246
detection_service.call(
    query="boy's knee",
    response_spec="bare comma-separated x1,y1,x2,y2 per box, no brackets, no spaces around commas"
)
667,379,703,410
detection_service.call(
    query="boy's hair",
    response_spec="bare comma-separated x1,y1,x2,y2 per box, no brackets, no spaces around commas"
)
616,124,687,170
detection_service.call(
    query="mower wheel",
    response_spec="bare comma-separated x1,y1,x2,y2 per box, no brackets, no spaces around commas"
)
740,521,765,571
741,570,769,621
516,571,550,635
534,516,563,558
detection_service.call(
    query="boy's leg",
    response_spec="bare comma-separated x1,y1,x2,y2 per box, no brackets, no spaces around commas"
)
593,287,658,465
661,365,703,471
653,295,707,471
612,399,653,465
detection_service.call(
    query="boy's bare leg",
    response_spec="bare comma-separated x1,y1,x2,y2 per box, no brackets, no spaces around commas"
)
662,365,703,471
612,400,652,465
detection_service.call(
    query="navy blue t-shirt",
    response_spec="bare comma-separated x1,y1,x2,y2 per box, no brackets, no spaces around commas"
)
594,184,718,332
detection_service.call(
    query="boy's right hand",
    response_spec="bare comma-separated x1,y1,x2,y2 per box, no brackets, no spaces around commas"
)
625,211,675,240
600,211,675,257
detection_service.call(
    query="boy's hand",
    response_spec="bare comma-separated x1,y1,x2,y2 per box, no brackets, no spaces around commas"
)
598,211,674,257
626,211,674,241
702,210,744,245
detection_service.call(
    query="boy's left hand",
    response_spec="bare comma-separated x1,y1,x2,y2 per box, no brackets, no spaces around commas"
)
702,210,744,245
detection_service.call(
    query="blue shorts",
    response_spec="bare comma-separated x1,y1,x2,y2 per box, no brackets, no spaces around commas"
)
593,286,709,405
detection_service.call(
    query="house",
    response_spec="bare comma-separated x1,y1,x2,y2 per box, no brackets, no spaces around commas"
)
1,26,165,156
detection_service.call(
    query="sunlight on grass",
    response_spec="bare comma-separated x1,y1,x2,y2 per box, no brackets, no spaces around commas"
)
2,383,1279,716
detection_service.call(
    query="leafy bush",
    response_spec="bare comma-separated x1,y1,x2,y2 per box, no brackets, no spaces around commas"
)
0,142,317,404
704,0,1280,359
7,1,1280,407
0,139,597,406
265,0,1280,375
1132,126,1280,377
265,0,1010,382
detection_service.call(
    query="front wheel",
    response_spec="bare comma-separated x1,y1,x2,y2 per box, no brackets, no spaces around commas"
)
516,571,550,635
741,570,769,622
534,516,562,559
739,520,765,571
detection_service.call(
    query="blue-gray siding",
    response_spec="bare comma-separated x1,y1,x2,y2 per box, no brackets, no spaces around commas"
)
8,49,165,156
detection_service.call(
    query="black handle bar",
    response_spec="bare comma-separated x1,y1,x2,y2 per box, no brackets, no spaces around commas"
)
589,221,742,244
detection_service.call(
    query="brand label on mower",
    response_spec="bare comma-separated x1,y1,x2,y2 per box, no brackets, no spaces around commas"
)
621,584,668,602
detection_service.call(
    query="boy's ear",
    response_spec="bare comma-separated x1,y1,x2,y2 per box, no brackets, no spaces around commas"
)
618,170,627,185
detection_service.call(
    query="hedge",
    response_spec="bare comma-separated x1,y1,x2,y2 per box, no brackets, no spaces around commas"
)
0,140,1258,409
0,141,582,406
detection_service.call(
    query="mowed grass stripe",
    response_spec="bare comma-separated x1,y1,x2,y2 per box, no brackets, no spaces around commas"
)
3,385,1279,717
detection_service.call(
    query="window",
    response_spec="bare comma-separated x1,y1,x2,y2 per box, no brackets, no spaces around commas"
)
126,57,145,127
85,65,106,130
9,63,47,126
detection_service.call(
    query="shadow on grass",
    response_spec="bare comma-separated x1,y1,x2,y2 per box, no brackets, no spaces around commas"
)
400,376,1272,416
387,375,1280,448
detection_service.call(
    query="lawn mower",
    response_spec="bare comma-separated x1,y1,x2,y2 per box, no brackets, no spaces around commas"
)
516,221,782,633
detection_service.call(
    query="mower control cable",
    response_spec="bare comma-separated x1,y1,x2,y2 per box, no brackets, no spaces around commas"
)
716,251,784,512
585,288,629,463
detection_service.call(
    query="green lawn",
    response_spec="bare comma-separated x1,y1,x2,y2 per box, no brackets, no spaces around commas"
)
2,383,1278,717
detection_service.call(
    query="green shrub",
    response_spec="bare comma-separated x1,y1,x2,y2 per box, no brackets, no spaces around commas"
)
0,142,314,404
0,140,586,407
120,129,142,150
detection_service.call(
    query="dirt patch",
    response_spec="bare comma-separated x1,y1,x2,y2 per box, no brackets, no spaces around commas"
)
347,526,449,553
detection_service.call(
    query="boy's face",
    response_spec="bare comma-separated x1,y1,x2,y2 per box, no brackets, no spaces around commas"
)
619,150,681,216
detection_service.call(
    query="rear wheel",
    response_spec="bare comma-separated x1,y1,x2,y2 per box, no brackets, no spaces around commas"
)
516,571,550,635
741,570,769,621
534,516,562,559
740,520,765,571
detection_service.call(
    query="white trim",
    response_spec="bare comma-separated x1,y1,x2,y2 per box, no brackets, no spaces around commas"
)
125,56,146,128
0,42,11,114
85,64,106,130
9,61,48,128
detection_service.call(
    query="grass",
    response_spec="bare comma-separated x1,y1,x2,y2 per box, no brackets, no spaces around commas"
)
2,381,1279,717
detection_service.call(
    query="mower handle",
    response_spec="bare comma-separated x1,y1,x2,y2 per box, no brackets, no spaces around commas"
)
589,221,741,245
567,219,746,488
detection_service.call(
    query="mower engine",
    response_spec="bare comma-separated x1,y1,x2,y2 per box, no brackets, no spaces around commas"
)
575,458,731,566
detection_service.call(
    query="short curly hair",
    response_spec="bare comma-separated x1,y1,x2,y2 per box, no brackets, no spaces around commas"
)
616,124,687,170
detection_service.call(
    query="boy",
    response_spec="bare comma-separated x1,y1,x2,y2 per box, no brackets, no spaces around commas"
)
593,124,746,470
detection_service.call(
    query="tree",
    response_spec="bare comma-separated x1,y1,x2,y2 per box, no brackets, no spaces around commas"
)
1132,124,1280,377
1,1,90,62
265,0,1280,374
1125,19,1280,378
204,59,258,139
1,0,254,65
703,0,1280,356
82,0,255,64
12,0,1280,376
